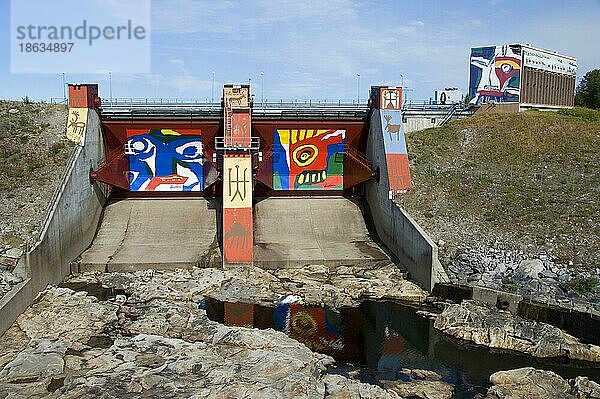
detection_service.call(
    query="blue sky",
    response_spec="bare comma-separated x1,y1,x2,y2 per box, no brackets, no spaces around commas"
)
1,0,599,102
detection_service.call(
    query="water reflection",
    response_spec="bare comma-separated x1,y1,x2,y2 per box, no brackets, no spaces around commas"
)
204,298,600,390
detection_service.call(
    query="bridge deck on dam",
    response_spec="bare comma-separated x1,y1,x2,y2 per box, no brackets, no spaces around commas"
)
76,198,220,272
253,197,390,268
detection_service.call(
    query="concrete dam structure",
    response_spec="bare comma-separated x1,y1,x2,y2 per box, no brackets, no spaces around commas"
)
0,83,448,335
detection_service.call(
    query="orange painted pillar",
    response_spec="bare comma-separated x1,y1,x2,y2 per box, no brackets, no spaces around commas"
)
371,86,412,194
222,85,253,267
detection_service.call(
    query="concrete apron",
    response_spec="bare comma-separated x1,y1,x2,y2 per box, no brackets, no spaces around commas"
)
75,196,394,273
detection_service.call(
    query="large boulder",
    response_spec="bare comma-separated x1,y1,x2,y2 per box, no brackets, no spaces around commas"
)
515,259,545,279
323,374,398,398
570,376,600,398
434,300,600,362
485,368,600,399
485,367,572,398
383,379,453,399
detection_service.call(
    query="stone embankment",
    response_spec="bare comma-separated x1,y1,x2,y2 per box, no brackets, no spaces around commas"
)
443,245,600,315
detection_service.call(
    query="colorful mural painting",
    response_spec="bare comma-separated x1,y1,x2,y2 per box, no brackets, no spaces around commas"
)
272,129,345,190
379,109,411,192
469,45,521,105
125,128,205,191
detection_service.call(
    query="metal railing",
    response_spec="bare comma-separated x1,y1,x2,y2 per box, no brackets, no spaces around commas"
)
214,136,260,151
437,104,460,126
99,97,367,107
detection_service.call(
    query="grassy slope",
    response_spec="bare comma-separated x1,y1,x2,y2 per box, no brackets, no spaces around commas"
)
0,101,71,247
403,108,600,268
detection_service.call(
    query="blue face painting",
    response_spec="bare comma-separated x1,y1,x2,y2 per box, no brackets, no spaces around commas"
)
126,129,205,191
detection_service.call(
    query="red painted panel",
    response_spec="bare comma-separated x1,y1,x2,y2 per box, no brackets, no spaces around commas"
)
102,120,221,150
223,207,253,263
379,87,402,110
68,84,99,108
386,153,412,191
91,148,130,190
228,111,251,147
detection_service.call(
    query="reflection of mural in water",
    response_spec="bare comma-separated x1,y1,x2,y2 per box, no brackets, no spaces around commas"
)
126,129,204,191
272,129,345,190
469,45,521,105
205,299,600,388
273,304,345,354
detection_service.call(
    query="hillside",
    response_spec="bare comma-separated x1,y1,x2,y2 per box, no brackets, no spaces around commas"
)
0,101,71,295
403,108,600,302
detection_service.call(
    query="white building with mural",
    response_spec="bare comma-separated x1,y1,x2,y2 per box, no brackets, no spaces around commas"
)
468,43,577,110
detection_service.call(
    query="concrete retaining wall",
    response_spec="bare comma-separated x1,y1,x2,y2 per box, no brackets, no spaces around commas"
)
365,109,449,291
0,109,106,336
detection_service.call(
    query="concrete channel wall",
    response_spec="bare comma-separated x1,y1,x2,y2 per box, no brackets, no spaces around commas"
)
365,108,449,291
0,109,106,335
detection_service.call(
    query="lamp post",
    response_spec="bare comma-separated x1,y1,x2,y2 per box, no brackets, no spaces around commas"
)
400,74,404,87
356,73,360,104
211,71,215,103
108,71,113,103
260,71,264,104
62,72,66,102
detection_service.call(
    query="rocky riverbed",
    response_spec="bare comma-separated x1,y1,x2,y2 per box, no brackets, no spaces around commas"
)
2,267,600,398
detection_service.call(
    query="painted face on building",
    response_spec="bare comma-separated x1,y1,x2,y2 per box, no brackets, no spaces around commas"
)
273,129,345,190
126,129,204,191
470,45,521,104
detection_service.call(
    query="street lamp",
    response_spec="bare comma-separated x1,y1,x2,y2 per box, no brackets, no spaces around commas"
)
211,71,215,103
260,71,264,104
108,71,113,103
356,73,360,104
400,74,404,87
62,72,66,102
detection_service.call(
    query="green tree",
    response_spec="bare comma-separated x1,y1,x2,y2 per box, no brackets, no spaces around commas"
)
575,69,600,109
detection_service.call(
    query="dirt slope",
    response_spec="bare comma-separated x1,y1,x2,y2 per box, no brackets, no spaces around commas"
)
403,108,600,269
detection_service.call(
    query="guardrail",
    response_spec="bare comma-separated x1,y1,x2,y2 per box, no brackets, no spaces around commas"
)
93,97,473,121
99,98,368,108
215,136,260,151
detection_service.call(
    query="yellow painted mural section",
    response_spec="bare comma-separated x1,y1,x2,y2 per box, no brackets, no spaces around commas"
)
66,107,88,146
223,156,252,209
